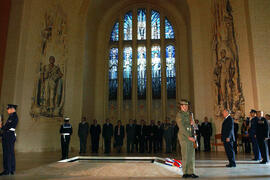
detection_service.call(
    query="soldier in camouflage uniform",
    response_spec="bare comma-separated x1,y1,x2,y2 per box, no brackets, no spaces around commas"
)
175,100,199,179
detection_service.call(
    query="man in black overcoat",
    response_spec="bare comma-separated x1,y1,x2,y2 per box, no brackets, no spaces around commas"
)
90,119,101,153
256,111,269,164
78,117,89,155
102,118,113,153
201,117,212,152
221,109,236,167
126,119,135,153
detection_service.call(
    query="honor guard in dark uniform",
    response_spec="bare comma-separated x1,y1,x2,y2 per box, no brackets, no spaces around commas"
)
256,111,269,164
221,109,236,167
90,119,101,153
60,117,73,160
102,118,113,153
201,117,212,152
0,104,18,176
78,117,89,155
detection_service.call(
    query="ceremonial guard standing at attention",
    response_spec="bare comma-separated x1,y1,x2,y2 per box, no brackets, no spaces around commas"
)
175,100,198,178
256,111,269,164
221,109,236,167
0,104,19,176
78,117,89,155
60,117,73,160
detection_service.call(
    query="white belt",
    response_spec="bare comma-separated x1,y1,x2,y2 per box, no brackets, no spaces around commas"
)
61,133,70,136
9,128,16,131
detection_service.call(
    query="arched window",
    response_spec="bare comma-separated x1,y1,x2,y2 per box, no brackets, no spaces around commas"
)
108,8,176,121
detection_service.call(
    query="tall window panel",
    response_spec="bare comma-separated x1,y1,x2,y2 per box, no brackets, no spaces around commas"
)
151,10,160,40
151,46,161,99
123,47,132,100
166,45,176,99
165,18,174,39
137,46,147,99
124,11,132,41
109,48,119,100
110,22,119,41
137,9,146,40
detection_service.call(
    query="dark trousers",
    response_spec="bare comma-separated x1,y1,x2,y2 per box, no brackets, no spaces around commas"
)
224,141,236,166
133,137,139,152
91,137,100,153
104,137,111,153
251,136,261,160
156,137,163,152
61,135,70,159
139,136,145,153
79,136,87,154
164,136,172,153
258,139,269,162
203,135,211,151
148,136,156,153
2,135,16,173
172,137,177,152
242,137,251,153
233,138,238,154
127,137,134,153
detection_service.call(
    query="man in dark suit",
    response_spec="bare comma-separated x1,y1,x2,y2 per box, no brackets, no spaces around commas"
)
249,109,261,160
102,118,113,153
78,117,89,155
156,121,163,152
256,111,269,164
148,120,157,153
126,119,135,153
201,117,212,152
221,109,236,167
90,119,101,153
114,120,125,153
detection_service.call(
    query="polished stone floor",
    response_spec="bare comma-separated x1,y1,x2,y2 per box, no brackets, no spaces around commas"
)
0,151,270,179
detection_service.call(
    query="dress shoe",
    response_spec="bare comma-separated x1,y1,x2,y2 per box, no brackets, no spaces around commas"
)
260,161,268,164
182,174,191,178
10,171,14,175
0,171,10,176
226,164,236,167
190,174,199,178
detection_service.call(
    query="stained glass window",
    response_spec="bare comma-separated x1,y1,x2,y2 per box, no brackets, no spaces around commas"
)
151,46,161,99
110,22,119,41
123,47,132,100
166,45,176,98
124,11,132,41
137,46,146,99
151,10,160,40
109,48,118,100
137,9,146,40
165,18,174,39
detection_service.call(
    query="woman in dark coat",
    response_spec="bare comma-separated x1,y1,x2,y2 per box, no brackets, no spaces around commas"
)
114,120,125,153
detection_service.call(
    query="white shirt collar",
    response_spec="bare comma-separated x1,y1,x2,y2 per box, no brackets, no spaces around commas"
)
225,114,230,119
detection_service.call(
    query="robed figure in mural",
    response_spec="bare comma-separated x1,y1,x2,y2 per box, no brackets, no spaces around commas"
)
31,56,64,117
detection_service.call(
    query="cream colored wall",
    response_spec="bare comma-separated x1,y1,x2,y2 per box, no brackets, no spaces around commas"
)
247,0,270,113
2,0,269,152
1,0,86,152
